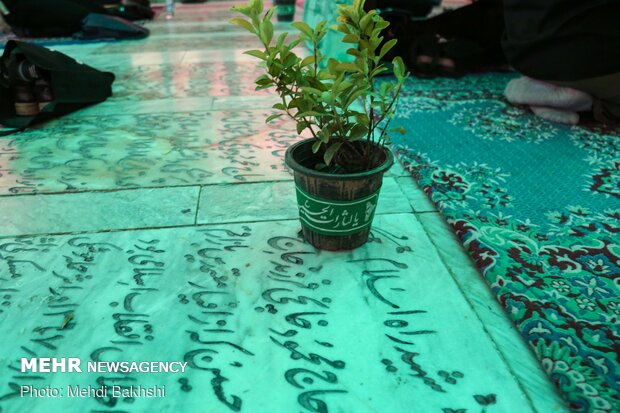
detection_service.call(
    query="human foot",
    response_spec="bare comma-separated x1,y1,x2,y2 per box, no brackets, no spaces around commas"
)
505,76,593,112
530,106,580,125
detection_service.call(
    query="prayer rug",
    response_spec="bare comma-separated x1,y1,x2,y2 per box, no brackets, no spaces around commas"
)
390,72,620,413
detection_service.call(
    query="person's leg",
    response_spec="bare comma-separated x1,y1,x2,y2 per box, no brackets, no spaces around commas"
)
407,0,507,76
5,0,106,36
504,73,620,124
552,73,620,124
411,0,505,51
504,76,593,125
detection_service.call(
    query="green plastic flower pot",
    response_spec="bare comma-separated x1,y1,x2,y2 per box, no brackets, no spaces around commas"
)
285,138,394,251
274,0,296,22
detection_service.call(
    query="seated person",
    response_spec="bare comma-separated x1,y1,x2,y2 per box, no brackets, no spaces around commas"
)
405,0,507,77
502,0,620,124
0,0,152,37
0,0,107,36
385,0,618,124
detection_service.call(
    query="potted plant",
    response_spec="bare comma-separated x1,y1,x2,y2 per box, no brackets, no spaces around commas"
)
230,0,408,250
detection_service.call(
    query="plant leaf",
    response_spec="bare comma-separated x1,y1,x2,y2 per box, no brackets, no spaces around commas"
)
342,33,360,43
297,111,332,118
379,38,397,59
301,86,324,96
359,13,373,32
263,7,274,22
346,47,362,57
291,21,313,38
317,128,330,143
296,121,309,135
230,5,252,17
311,140,322,153
349,124,368,141
244,49,267,60
275,32,288,49
229,17,255,33
300,56,315,67
263,20,274,44
265,113,283,123
337,62,358,73
254,74,272,85
323,141,343,165
393,56,406,79
370,65,389,77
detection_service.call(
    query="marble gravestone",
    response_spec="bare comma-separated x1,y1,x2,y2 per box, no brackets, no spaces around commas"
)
0,215,528,412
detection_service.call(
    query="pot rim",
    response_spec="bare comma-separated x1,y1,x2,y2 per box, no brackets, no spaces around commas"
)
285,138,394,180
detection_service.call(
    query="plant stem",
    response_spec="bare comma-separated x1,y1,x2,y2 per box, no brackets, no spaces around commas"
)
373,82,403,144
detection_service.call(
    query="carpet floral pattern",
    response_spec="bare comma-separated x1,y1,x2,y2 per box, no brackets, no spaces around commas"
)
391,73,620,412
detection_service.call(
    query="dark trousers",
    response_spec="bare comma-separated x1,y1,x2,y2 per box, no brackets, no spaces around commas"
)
553,74,620,123
4,0,106,36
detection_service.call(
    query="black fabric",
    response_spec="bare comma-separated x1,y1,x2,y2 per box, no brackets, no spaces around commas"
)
3,0,106,36
2,0,152,36
365,0,440,17
76,13,149,39
502,0,620,81
0,41,115,132
108,3,154,21
372,0,507,74
408,0,505,55
96,0,155,20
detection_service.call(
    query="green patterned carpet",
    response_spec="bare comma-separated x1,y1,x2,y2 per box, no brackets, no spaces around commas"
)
391,73,620,412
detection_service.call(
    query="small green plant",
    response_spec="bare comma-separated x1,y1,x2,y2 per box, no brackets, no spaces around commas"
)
230,0,408,173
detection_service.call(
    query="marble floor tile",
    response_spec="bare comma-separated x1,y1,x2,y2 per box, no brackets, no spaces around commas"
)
197,177,412,224
0,214,532,412
80,51,189,71
155,5,258,22
386,158,409,177
212,95,279,111
110,61,269,100
0,186,200,236
198,180,296,224
73,97,215,117
0,110,303,194
147,20,292,36
416,212,570,413
182,48,276,64
44,44,101,59
396,176,437,213
95,34,265,55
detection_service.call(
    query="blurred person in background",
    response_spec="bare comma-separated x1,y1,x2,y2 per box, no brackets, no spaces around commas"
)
502,0,620,124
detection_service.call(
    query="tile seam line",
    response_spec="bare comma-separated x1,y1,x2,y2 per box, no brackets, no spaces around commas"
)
67,103,278,117
394,177,438,214
198,211,414,228
0,180,295,198
414,210,542,413
0,212,414,239
0,218,296,239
